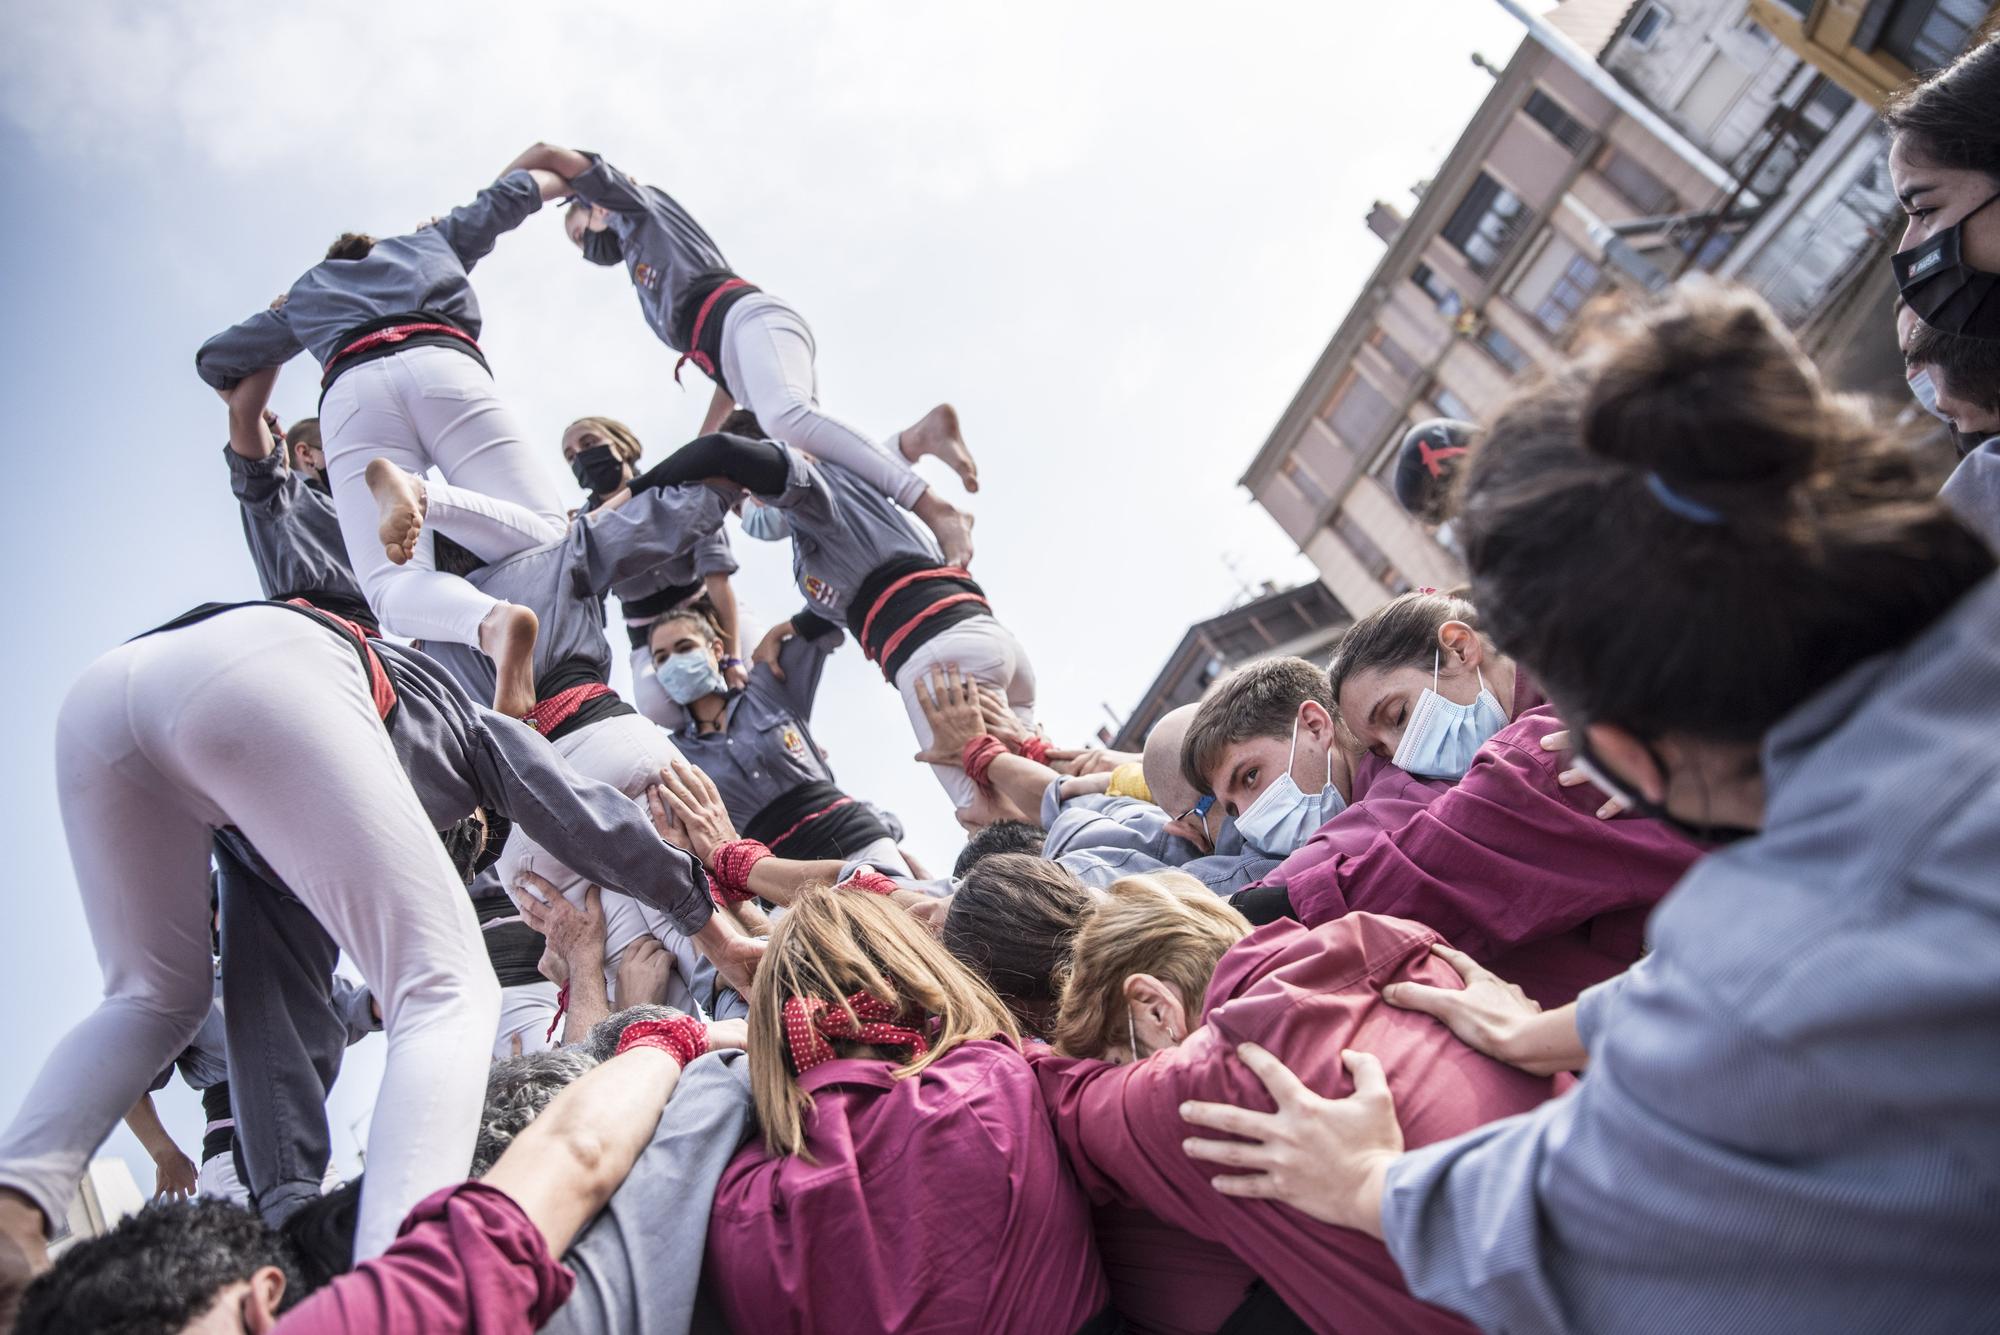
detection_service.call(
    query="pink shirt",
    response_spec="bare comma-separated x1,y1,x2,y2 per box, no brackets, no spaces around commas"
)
708,1038,1110,1334
1032,913,1560,1335
276,1181,572,1335
1270,706,1699,1008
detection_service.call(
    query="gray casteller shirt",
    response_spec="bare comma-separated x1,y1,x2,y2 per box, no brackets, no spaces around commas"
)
1039,787,1277,895
765,444,938,622
194,170,545,389
223,445,365,613
1941,434,2000,549
1380,575,2000,1335
565,152,732,354
672,620,843,829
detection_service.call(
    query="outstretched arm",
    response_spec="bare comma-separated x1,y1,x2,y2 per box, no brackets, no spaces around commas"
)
223,367,280,460
502,141,595,181
914,666,1057,817
123,1094,198,1202
698,384,734,437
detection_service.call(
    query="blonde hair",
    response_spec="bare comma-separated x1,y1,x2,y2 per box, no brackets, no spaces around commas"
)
748,888,1021,1159
1050,873,1249,1058
565,415,644,465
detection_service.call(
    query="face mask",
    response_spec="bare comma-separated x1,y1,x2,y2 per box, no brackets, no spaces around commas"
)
1392,651,1510,780
569,443,626,495
1570,736,1758,847
1893,188,2000,339
1907,368,1948,421
655,649,726,705
1234,713,1347,857
580,227,624,267
740,502,792,542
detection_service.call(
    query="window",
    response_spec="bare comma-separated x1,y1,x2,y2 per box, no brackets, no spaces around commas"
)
1411,263,1464,317
1876,0,1987,73
1476,325,1532,375
1599,147,1678,215
1523,90,1591,155
1534,252,1603,335
1442,173,1535,277
1432,387,1476,423
1370,328,1424,382
1628,2,1670,47
1331,513,1403,589
1282,453,1329,508
1322,373,1398,453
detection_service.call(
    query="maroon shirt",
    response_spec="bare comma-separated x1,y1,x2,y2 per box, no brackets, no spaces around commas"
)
707,1038,1110,1334
1031,913,1559,1335
1268,706,1697,1008
276,1181,573,1335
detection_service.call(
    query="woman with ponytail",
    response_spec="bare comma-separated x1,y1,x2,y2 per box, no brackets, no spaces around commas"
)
1174,283,2000,1334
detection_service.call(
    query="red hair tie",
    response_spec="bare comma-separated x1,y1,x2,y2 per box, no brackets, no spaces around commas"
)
782,991,930,1075
837,868,899,897
1015,735,1049,765
710,839,772,905
961,734,1006,788
614,1015,710,1068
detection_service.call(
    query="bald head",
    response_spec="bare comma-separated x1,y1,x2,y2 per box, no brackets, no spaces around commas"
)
1142,704,1202,818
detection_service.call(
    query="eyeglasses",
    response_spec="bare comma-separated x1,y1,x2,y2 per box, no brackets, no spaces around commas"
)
1178,795,1215,837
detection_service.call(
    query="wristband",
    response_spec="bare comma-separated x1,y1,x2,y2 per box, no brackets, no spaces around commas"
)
613,1015,710,1068
962,734,1007,788
719,656,746,671
711,839,773,905
837,868,900,897
1015,735,1050,765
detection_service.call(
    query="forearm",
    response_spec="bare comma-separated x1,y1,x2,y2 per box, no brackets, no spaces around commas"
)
705,573,742,660
482,1047,682,1256
560,959,611,1046
1497,1004,1585,1077
527,167,571,202
224,368,280,459
744,855,849,907
122,1095,179,1160
988,753,1061,821
630,433,789,497
503,141,593,180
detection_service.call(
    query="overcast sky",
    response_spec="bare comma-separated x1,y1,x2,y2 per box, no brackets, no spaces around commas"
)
0,0,1531,1199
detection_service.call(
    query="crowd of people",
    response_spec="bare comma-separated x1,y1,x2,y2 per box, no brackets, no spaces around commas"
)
0,34,1995,1335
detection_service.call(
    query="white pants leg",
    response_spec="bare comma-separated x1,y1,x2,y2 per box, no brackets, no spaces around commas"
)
197,1142,250,1207
422,476,568,565
892,615,1038,811
495,713,711,1016
0,607,497,1259
720,295,927,509
320,345,570,646
492,981,560,1061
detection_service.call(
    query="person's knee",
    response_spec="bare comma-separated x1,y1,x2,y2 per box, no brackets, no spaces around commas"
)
380,963,499,1035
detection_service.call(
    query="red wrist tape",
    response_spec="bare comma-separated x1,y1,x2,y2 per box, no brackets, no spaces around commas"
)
962,734,1007,788
710,839,772,905
614,1015,710,1068
837,868,899,896
1015,735,1049,765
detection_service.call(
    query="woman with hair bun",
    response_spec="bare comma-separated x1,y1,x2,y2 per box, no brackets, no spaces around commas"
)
1178,282,2000,1334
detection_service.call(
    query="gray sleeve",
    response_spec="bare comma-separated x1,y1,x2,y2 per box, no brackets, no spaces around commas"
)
565,152,653,216
1573,960,1642,1048
465,709,714,935
579,487,728,598
1940,440,2000,549
693,528,738,579
766,447,840,526
226,443,293,514
330,978,380,1045
1043,794,1179,860
196,308,304,390
431,170,545,270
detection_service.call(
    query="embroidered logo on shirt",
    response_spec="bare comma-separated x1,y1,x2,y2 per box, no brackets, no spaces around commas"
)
780,726,809,761
804,575,839,607
634,262,662,291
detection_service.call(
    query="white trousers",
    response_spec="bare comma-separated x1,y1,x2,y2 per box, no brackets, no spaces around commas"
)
319,345,569,647
0,607,498,1261
492,980,560,1062
720,294,927,509
893,614,1037,811
421,476,566,564
495,712,711,1017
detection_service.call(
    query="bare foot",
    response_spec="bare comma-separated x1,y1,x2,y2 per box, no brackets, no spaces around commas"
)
480,602,540,718
899,403,978,493
365,457,426,565
915,491,975,569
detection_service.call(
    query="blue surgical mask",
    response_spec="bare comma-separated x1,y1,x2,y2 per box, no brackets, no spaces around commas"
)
1392,651,1510,779
740,502,792,543
1908,368,1948,423
655,650,726,705
1234,713,1347,857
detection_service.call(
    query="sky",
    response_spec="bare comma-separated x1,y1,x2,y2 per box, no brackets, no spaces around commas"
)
0,0,1531,1203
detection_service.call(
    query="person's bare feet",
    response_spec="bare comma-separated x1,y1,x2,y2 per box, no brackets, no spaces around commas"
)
480,602,540,718
899,403,978,494
365,457,426,565
915,490,975,569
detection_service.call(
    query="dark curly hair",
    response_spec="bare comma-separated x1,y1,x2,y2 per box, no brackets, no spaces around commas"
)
16,1198,301,1335
950,819,1047,879
471,1047,598,1176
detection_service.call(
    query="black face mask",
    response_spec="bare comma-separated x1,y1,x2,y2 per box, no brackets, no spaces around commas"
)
569,443,626,495
1571,736,1760,848
580,227,624,267
1893,188,2000,340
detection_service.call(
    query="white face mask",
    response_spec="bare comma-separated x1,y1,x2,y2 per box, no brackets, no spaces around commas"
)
1391,650,1510,780
1234,712,1348,857
1908,368,1949,423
